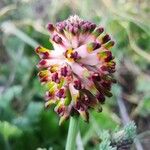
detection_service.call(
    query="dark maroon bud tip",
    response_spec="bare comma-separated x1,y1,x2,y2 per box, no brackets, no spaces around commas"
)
52,72,59,82
70,51,80,60
56,107,65,116
75,101,81,110
101,66,108,71
73,27,79,34
102,34,111,44
111,41,115,46
47,23,54,32
105,51,113,62
94,42,101,50
93,27,104,37
52,35,62,44
96,93,105,103
68,25,74,33
45,91,53,99
40,76,49,82
101,82,111,90
56,89,65,98
112,61,116,66
61,66,68,77
39,59,47,66
42,51,50,59
79,21,85,27
35,46,41,53
109,69,116,73
85,23,91,31
74,80,82,90
90,23,96,32
57,26,64,33
73,51,78,58
97,27,104,34
74,23,79,28
92,73,101,81
81,24,88,32
79,105,85,111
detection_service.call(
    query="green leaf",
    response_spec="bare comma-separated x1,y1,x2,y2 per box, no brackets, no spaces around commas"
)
0,85,22,108
139,97,150,117
25,102,43,123
92,108,119,130
0,121,22,140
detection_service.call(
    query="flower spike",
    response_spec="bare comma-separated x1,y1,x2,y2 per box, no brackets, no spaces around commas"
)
35,15,116,125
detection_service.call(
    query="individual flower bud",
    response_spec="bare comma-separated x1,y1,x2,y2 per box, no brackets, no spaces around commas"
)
35,46,51,59
93,27,104,37
87,42,101,52
52,34,62,44
47,23,55,32
101,34,111,44
73,80,82,90
104,41,115,49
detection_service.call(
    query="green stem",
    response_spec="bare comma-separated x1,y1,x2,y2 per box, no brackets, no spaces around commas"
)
65,116,79,150
4,138,10,150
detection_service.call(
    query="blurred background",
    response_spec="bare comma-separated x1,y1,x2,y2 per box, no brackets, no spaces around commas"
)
0,0,150,150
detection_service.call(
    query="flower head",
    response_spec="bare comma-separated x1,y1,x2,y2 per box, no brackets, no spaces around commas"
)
35,15,116,125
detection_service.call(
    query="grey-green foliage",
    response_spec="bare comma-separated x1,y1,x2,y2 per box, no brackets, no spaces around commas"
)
124,122,136,140
99,122,136,150
113,122,136,142
99,140,116,150
99,130,115,150
0,85,22,108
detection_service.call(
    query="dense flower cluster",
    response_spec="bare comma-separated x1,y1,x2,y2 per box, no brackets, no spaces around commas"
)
35,15,116,125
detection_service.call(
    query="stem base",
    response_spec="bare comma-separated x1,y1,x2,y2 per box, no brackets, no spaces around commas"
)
65,117,79,150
